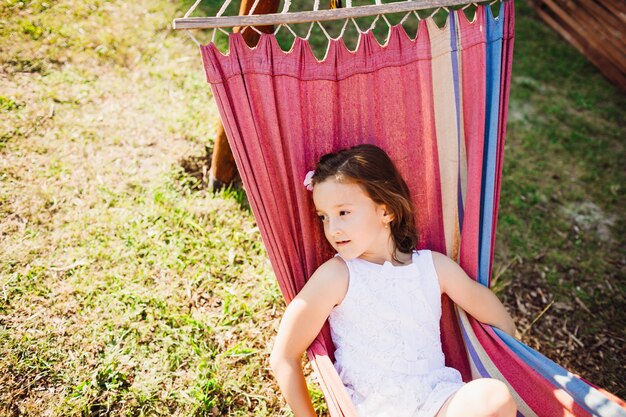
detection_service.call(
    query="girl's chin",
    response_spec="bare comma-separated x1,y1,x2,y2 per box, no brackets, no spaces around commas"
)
334,249,359,260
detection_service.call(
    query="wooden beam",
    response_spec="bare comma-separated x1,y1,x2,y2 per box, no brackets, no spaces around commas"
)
173,0,483,30
531,0,626,92
544,0,626,70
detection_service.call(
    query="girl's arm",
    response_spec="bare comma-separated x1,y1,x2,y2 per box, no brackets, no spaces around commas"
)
269,257,349,417
432,252,516,337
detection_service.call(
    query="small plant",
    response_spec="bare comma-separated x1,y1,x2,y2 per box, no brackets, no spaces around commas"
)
0,95,23,111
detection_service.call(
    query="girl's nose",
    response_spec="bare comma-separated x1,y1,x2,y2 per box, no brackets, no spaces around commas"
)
328,219,341,235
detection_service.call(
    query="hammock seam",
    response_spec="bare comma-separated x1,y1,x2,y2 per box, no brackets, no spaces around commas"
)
201,34,512,85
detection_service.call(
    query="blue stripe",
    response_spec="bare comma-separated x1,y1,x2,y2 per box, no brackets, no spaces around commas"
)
459,317,491,378
478,4,504,287
493,328,626,417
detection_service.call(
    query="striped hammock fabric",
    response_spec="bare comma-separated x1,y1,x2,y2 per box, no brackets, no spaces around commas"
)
199,1,626,415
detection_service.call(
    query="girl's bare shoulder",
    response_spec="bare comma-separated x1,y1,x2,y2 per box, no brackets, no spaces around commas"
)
430,250,457,269
306,256,349,305
312,256,349,282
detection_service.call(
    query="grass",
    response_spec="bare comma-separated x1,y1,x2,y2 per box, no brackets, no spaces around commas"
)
0,0,624,415
0,0,292,415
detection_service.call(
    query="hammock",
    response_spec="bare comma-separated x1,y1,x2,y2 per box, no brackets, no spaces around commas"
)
176,1,626,415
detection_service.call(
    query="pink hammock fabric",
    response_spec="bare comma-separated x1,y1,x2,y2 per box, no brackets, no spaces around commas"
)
199,2,626,416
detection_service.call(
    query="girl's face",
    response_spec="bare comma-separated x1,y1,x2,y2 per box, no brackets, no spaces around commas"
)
312,179,393,263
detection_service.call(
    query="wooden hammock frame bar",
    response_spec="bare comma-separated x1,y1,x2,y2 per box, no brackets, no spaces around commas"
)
172,0,495,30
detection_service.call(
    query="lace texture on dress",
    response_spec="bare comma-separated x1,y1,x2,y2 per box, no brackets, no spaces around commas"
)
329,250,464,417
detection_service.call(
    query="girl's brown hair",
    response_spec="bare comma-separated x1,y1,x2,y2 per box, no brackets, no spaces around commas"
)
311,144,418,263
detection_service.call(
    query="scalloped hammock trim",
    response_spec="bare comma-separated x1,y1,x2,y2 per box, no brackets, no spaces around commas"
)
201,7,505,83
198,1,626,415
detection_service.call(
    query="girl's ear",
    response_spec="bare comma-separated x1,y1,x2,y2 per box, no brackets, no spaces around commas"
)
380,205,395,223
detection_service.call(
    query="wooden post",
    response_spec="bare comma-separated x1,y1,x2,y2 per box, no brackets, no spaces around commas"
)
209,0,281,190
528,0,626,93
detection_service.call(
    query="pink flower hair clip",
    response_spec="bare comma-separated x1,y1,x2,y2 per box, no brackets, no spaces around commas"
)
303,170,315,191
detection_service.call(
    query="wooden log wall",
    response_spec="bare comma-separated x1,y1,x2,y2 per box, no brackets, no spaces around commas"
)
529,0,626,92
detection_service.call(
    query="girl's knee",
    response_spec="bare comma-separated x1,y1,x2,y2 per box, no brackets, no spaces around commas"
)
467,378,516,417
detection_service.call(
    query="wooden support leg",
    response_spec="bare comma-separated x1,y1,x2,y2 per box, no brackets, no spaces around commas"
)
208,124,237,190
209,0,280,191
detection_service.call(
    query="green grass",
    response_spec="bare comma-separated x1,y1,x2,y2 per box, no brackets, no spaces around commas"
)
0,0,624,415
0,0,293,414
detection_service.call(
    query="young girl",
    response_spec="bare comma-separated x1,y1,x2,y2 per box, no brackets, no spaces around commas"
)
269,145,517,417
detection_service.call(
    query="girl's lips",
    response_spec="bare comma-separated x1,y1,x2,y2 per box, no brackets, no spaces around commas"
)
336,240,350,246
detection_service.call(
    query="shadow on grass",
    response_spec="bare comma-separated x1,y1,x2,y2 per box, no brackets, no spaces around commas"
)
178,147,249,211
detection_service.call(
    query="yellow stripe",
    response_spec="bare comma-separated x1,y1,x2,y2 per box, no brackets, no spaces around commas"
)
427,18,459,259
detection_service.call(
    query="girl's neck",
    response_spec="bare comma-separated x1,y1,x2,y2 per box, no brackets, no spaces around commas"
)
359,248,412,266
389,250,413,266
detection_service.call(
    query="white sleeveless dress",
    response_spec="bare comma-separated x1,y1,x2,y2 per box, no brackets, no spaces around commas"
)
329,250,464,417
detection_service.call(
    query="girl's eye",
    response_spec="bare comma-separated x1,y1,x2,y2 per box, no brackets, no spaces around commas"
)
318,214,328,222
339,210,350,216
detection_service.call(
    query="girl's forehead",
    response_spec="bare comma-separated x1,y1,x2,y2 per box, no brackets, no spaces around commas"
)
312,179,370,207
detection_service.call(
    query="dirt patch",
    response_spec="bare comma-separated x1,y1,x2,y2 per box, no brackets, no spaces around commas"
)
561,201,617,243
499,254,626,398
